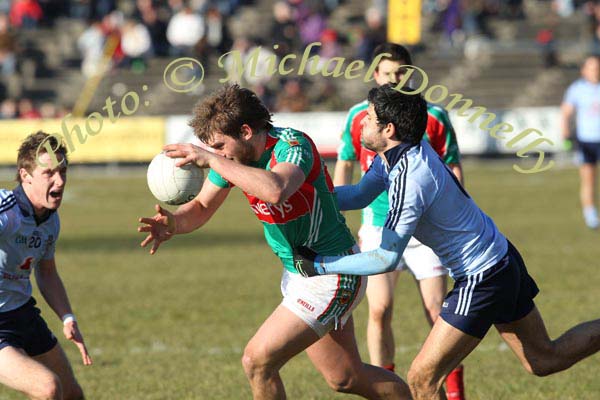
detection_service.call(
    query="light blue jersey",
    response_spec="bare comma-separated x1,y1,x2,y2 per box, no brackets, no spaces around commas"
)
0,186,59,312
564,79,600,143
325,140,507,280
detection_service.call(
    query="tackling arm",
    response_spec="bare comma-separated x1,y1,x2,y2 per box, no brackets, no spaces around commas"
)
294,228,410,276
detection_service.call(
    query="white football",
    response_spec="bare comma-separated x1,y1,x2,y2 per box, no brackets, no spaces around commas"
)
147,152,205,205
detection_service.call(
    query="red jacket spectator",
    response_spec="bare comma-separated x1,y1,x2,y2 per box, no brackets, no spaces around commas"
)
10,0,43,28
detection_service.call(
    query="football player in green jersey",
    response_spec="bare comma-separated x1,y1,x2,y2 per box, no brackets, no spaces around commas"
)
138,84,411,399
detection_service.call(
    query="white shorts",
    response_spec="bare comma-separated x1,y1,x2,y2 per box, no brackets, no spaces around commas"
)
281,259,367,337
358,224,447,280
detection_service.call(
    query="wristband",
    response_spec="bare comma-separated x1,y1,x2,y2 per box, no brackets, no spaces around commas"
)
62,313,76,325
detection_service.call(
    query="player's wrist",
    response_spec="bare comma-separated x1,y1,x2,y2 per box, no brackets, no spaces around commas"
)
314,255,326,274
61,313,76,325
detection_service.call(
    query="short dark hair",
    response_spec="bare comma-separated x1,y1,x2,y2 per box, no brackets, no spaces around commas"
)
372,43,412,70
16,131,68,182
367,84,427,145
189,84,273,143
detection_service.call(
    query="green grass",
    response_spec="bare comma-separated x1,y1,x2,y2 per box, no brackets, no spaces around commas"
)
1,160,599,399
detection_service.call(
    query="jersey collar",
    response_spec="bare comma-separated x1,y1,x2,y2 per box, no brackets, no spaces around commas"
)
383,142,419,169
12,184,56,225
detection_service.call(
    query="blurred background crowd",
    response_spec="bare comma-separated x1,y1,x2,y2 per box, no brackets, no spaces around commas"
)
0,0,599,118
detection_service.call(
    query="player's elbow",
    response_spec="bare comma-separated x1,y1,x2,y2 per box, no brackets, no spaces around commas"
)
265,188,287,205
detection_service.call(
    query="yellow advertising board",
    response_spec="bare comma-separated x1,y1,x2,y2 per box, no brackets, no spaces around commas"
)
388,0,422,45
0,117,165,165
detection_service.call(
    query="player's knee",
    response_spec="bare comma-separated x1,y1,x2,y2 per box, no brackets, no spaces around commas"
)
407,364,440,396
423,302,442,324
324,370,359,393
368,301,394,326
31,373,62,400
522,357,556,377
241,344,275,378
520,343,560,377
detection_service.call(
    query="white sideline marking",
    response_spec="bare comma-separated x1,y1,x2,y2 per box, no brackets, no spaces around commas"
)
88,342,508,357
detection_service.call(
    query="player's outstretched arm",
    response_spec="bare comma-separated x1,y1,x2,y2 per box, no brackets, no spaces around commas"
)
138,181,229,254
35,258,92,365
293,228,410,276
335,169,385,211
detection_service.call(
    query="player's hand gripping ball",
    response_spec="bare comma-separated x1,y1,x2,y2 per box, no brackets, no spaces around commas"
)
147,152,205,205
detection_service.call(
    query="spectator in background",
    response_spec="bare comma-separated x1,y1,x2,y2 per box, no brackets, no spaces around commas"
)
39,101,57,119
0,98,17,119
78,19,106,77
204,6,232,56
536,26,558,68
0,13,16,77
18,98,40,119
166,5,204,56
271,1,298,57
0,0,10,14
220,36,250,82
120,19,152,71
243,40,277,86
137,0,170,57
274,78,309,112
587,1,600,54
292,0,326,48
10,0,43,29
92,0,116,20
356,7,386,62
317,28,342,73
311,79,344,111
561,55,600,229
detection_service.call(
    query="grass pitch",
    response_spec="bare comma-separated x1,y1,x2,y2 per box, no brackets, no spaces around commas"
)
1,160,599,399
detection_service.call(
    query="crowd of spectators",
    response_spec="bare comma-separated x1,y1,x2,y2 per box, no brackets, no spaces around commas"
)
0,0,600,115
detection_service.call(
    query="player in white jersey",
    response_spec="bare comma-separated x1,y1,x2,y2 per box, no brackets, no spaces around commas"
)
293,85,600,399
0,132,91,400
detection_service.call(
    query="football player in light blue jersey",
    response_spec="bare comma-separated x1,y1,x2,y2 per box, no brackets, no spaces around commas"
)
0,132,91,400
294,85,600,399
561,55,600,229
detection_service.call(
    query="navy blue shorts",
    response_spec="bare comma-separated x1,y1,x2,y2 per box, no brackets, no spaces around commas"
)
0,297,57,356
578,141,600,164
440,241,539,339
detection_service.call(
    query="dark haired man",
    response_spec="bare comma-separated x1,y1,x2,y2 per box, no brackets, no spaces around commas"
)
138,84,411,399
0,131,91,400
334,42,464,398
294,84,600,399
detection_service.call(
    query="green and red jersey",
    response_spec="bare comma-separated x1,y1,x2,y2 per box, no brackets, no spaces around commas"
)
337,101,461,227
209,127,355,273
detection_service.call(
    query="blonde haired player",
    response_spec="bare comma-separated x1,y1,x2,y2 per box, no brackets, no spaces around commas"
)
0,132,91,400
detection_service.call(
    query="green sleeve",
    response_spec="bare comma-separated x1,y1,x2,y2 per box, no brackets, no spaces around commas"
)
274,130,314,177
431,107,461,164
208,169,231,188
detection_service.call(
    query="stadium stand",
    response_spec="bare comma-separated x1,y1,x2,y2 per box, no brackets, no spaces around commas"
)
0,0,597,118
